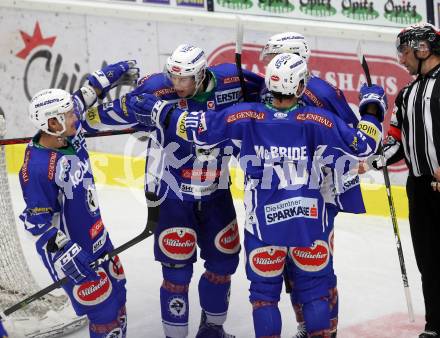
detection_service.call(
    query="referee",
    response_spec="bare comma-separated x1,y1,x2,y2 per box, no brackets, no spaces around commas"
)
379,23,440,338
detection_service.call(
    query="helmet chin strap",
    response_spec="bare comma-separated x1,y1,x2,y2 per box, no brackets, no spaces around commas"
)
414,49,433,74
45,115,67,137
188,71,208,99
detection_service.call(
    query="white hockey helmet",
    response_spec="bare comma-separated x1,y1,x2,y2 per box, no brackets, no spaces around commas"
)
260,32,311,63
165,44,207,89
265,53,308,97
28,88,73,136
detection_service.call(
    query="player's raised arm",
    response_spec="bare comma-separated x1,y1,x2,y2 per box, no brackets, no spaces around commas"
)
76,60,142,132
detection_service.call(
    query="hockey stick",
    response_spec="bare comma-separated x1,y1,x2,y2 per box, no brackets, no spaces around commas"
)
0,128,137,146
0,201,159,319
235,16,248,102
356,42,415,323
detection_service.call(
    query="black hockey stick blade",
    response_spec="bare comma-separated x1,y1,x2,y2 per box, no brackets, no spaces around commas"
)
356,42,372,86
0,128,137,146
1,203,158,319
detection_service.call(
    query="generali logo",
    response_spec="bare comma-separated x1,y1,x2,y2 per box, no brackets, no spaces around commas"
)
208,42,412,173
15,21,124,101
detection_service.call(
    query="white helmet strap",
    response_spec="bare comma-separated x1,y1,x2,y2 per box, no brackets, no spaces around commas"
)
45,114,67,136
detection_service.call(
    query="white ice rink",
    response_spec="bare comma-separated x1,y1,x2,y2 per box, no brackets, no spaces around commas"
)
8,176,426,338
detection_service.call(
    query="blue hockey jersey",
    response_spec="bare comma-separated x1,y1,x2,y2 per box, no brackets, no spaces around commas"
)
19,95,112,281
181,103,381,247
82,63,264,201
263,74,364,213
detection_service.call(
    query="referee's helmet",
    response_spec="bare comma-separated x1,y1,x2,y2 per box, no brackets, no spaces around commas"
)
396,23,440,55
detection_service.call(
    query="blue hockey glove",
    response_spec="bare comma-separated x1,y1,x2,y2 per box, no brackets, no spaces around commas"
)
87,60,140,99
359,83,387,122
53,239,98,284
127,93,175,127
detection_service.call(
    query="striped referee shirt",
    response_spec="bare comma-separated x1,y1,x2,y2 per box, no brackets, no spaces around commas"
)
386,63,440,177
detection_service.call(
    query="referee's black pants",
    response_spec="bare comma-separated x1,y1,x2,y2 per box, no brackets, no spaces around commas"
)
407,175,440,332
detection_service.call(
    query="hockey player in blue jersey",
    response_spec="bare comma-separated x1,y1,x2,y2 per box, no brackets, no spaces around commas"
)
18,60,139,338
260,32,366,337
81,44,264,338
129,53,386,338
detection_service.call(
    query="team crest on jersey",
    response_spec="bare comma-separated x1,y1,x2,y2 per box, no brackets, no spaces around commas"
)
249,246,287,277
178,99,188,110
73,268,112,306
214,220,240,254
290,240,330,272
85,184,99,216
168,296,187,318
158,227,197,260
108,255,125,281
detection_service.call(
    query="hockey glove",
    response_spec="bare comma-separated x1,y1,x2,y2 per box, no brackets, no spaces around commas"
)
127,93,175,127
52,232,98,284
87,60,140,99
359,83,387,122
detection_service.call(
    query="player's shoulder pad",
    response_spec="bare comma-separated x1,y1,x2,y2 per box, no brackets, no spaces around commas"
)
209,63,241,84
294,106,336,129
135,73,176,97
20,144,59,184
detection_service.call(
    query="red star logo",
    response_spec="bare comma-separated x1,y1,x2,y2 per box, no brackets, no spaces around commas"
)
16,22,56,60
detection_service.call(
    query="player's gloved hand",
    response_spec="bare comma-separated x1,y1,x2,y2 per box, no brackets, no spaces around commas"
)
358,83,387,122
52,232,98,284
87,60,140,99
127,93,175,127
